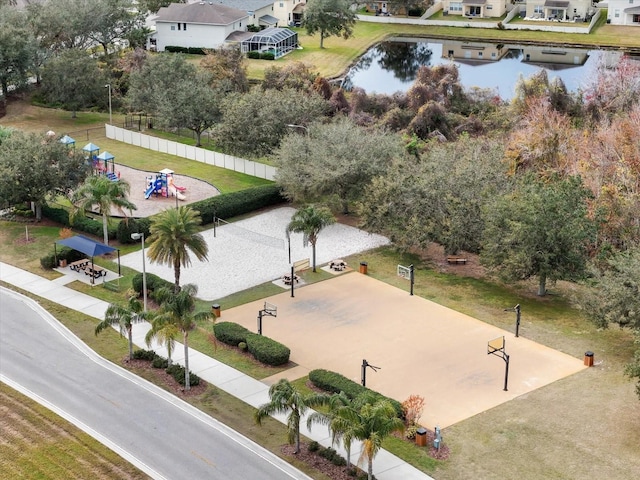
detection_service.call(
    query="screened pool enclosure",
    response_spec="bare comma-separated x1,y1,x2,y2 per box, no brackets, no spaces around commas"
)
241,27,298,59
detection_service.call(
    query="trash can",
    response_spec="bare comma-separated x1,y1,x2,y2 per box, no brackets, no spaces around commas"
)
359,262,368,274
415,427,427,447
584,351,594,367
212,304,221,318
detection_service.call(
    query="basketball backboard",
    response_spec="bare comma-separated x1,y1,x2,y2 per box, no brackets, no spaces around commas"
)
264,302,277,317
487,336,505,354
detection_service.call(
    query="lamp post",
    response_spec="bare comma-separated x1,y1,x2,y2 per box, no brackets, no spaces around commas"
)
105,84,112,125
131,232,147,311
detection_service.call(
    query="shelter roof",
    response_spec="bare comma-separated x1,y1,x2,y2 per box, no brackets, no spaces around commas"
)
96,151,115,161
59,135,75,145
57,235,117,257
155,2,247,25
244,27,297,44
82,143,100,152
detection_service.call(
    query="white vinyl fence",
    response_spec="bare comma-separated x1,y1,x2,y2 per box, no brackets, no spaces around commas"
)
105,125,277,181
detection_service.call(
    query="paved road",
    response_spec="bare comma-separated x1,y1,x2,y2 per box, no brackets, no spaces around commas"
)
0,289,311,480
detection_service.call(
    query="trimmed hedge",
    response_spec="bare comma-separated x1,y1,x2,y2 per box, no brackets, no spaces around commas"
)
42,204,116,240
247,51,260,59
117,217,151,245
191,184,285,226
131,272,174,299
213,322,251,346
165,46,206,55
260,52,275,61
309,369,404,418
246,333,290,366
40,247,86,269
166,364,201,386
133,349,157,361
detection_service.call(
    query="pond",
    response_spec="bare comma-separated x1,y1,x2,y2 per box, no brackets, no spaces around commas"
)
342,39,617,99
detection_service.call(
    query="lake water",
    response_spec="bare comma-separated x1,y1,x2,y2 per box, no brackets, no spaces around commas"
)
342,39,614,99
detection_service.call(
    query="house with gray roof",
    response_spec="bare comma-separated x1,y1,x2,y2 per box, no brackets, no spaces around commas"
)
194,0,281,27
150,2,249,52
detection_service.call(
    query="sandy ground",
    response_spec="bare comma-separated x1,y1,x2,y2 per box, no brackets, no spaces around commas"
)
109,163,220,218
119,207,390,300
221,273,586,429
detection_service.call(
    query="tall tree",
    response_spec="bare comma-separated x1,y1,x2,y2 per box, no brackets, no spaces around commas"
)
146,206,209,291
287,205,336,272
95,296,146,361
144,312,179,366
254,378,329,454
360,137,508,255
307,391,356,468
214,86,328,157
275,118,405,214
41,49,105,118
127,54,222,146
200,46,248,93
481,174,595,296
337,394,404,480
149,284,211,390
0,130,89,220
304,0,357,48
0,5,36,106
70,175,136,245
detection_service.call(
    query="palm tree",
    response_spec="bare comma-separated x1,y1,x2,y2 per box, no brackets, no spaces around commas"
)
148,284,211,390
144,313,179,366
307,391,357,468
255,378,329,454
70,175,136,245
341,394,404,480
146,206,208,292
95,296,145,361
287,205,336,272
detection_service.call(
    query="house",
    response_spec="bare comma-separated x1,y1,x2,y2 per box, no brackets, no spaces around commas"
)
272,0,306,26
442,0,509,18
523,0,593,21
198,0,281,28
149,2,249,52
607,0,640,25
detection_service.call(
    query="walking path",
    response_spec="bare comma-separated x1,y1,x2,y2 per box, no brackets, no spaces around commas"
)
0,262,434,480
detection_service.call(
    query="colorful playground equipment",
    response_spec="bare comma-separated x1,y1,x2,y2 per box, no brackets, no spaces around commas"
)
144,168,186,200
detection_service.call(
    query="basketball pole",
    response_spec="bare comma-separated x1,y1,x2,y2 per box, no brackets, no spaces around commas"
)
257,310,263,335
409,264,415,296
503,353,510,391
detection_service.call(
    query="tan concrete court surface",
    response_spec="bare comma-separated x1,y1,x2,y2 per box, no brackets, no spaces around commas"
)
221,272,586,428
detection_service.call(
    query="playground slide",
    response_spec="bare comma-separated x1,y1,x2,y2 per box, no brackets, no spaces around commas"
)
169,186,186,201
144,185,155,199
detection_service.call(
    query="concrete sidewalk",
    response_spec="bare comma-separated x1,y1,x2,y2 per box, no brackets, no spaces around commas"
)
0,262,434,480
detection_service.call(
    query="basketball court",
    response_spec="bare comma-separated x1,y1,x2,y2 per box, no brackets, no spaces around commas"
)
219,271,586,428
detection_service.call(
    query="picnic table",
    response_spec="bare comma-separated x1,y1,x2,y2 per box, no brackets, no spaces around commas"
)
282,273,300,285
85,265,107,279
329,259,347,271
69,259,90,272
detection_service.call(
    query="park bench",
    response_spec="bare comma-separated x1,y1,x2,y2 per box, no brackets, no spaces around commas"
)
446,256,467,265
69,259,90,272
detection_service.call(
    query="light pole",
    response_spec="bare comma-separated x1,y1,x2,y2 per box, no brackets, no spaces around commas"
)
131,232,147,311
105,84,112,125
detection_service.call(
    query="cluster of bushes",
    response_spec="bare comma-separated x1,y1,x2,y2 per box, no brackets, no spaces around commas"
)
309,369,403,418
117,217,151,245
213,322,290,366
407,7,425,16
42,204,115,240
131,272,174,300
132,349,200,386
40,247,86,269
165,46,206,55
246,51,275,60
307,442,373,479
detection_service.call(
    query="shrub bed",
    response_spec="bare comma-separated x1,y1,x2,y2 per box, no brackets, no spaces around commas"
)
40,247,86,269
117,217,151,245
309,369,403,418
213,322,251,346
42,204,116,240
131,272,174,299
166,364,201,386
246,333,290,366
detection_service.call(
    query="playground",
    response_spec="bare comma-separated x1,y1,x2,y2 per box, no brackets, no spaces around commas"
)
219,272,586,429
99,163,220,218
